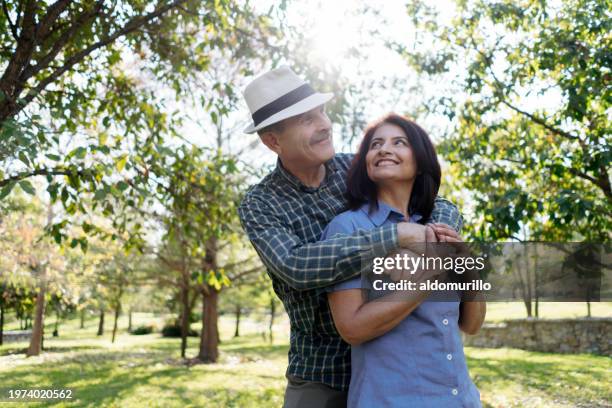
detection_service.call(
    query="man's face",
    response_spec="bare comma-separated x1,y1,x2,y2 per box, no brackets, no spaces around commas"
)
263,105,334,167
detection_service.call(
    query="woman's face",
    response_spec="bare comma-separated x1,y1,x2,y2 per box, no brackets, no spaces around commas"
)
365,123,417,184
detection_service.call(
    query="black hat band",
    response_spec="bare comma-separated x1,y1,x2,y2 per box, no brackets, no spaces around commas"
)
252,83,316,127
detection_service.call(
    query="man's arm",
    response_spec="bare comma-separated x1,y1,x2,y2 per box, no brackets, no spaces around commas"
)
239,195,399,291
430,197,464,232
239,194,463,292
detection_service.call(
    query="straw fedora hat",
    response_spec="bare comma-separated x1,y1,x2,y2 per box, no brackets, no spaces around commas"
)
243,66,333,134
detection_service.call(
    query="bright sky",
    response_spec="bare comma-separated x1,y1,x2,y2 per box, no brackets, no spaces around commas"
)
181,0,565,183
224,0,459,171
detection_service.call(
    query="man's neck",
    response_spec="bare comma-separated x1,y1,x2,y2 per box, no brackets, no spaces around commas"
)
377,181,414,218
280,158,326,188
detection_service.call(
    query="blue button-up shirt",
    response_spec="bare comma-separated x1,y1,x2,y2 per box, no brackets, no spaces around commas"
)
322,201,481,407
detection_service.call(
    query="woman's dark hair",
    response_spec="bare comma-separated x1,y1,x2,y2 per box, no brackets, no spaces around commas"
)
346,113,441,223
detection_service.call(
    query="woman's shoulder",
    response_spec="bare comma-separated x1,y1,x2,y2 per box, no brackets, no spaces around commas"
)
321,208,364,239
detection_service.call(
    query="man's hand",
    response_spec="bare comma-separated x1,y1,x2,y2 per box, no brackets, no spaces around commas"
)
396,222,427,250
428,223,461,242
386,225,443,283
429,222,472,257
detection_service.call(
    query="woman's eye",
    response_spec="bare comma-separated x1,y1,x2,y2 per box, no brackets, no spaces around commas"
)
395,139,407,145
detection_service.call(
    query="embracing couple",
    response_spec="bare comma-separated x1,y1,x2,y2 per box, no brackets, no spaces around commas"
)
238,66,486,408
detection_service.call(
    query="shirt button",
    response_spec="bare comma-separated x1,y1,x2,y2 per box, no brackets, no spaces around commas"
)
452,388,458,396
447,354,453,360
442,318,449,325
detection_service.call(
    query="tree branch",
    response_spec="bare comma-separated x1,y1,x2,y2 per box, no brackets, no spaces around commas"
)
0,167,85,188
21,1,104,81
36,0,74,40
1,0,18,40
500,99,579,141
226,265,264,282
2,0,188,121
467,35,581,143
0,0,39,117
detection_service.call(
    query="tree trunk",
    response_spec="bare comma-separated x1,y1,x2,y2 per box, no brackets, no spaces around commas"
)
587,300,591,318
26,277,47,357
234,304,241,338
111,303,121,343
179,284,189,358
523,300,532,317
53,308,59,337
269,297,276,344
534,246,539,319
97,309,105,336
517,243,532,318
198,285,219,363
0,303,4,346
79,309,85,329
128,308,133,333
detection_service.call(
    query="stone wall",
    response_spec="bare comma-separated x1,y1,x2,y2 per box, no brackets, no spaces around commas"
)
1,330,32,343
463,318,611,356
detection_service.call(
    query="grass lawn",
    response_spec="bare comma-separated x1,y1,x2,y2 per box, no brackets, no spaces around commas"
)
0,307,610,407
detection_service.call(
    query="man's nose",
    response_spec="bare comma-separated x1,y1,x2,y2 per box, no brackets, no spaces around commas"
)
315,109,331,130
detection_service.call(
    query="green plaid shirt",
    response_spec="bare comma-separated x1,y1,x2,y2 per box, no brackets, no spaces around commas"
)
238,153,463,391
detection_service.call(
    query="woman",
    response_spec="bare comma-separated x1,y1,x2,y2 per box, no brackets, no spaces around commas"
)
321,113,485,407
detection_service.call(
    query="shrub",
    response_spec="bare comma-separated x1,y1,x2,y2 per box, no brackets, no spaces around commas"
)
130,325,155,335
161,320,198,337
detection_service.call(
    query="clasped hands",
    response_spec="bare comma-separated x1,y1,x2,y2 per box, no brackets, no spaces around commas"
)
384,222,468,283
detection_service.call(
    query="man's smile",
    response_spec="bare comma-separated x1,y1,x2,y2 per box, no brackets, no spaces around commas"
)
311,134,331,145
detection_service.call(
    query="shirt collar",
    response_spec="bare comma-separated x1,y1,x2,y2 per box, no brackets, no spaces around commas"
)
359,200,423,226
274,157,338,193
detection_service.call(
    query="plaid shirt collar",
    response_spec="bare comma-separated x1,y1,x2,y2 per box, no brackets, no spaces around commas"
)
274,157,339,193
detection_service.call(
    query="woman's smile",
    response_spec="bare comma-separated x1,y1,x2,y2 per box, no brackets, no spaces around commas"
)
374,158,400,167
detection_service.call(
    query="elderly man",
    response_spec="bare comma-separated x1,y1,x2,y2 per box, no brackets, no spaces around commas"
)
238,66,462,408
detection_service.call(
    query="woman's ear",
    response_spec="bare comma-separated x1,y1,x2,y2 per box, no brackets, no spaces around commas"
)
259,132,282,155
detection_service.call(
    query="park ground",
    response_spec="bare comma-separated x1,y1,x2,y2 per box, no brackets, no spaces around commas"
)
1,302,611,408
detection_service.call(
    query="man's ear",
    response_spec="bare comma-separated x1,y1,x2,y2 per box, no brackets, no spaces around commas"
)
259,132,282,155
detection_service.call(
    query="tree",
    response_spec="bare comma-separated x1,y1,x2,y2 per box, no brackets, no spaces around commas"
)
398,0,610,243
0,197,64,356
160,146,244,363
96,248,139,343
0,0,277,248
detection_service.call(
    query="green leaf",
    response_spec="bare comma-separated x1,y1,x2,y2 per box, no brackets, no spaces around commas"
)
117,181,129,191
68,147,87,160
94,189,107,201
116,155,128,172
79,238,88,253
0,182,15,200
18,151,30,166
46,154,61,161
19,180,35,195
